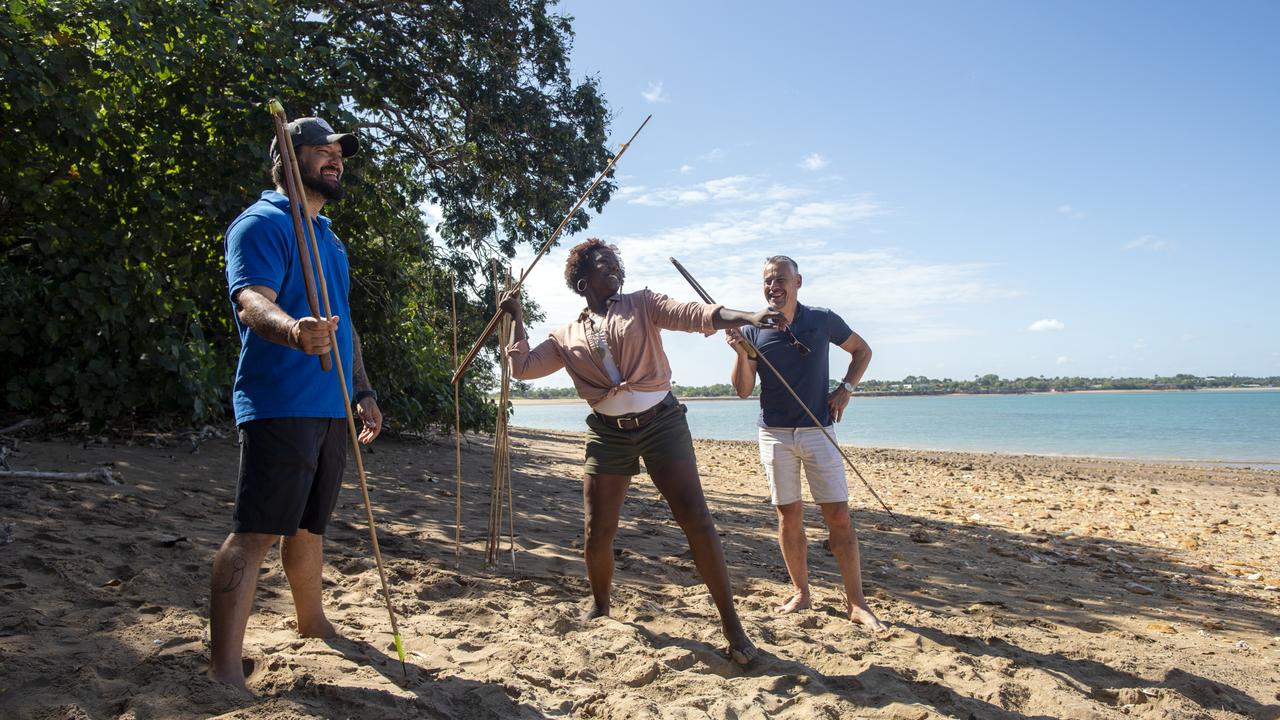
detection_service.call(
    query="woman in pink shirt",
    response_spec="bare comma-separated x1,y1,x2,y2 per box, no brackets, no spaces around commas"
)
500,239,786,664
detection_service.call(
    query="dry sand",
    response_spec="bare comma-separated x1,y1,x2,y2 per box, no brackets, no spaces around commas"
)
1,425,1278,719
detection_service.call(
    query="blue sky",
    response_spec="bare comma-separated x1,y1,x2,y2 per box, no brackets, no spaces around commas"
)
509,1,1279,388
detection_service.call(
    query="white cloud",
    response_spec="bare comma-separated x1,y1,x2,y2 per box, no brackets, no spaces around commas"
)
1028,319,1065,332
782,199,883,230
1133,338,1148,350
800,153,829,171
508,197,1016,386
641,81,670,103
699,148,724,162
1057,356,1073,365
1124,234,1167,251
1056,204,1085,219
678,164,694,175
625,175,811,207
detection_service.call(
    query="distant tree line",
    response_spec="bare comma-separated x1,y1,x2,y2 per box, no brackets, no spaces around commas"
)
855,374,1280,395
508,374,1280,399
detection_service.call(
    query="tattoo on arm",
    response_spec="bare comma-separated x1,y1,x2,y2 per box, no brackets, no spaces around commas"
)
352,327,372,393
235,288,296,348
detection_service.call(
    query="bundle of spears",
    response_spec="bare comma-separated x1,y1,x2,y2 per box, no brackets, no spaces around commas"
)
485,262,517,569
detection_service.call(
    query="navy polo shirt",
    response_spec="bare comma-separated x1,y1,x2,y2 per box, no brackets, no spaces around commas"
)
224,190,353,423
742,303,852,428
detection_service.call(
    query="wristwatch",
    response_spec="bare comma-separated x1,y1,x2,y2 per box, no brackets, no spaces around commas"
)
352,389,378,406
840,381,856,393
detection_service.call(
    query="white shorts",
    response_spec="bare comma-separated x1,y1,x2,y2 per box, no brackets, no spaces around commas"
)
758,426,849,506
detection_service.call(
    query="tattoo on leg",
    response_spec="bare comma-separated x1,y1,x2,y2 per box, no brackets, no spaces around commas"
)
220,557,246,593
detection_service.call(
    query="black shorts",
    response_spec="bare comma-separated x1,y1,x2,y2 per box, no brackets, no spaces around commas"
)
233,417,347,536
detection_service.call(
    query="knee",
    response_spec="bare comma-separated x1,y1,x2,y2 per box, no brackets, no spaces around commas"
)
776,502,804,529
824,511,853,537
584,517,619,549
674,504,715,535
218,532,277,562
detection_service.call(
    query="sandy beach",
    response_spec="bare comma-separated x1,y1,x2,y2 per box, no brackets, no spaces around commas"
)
1,426,1277,719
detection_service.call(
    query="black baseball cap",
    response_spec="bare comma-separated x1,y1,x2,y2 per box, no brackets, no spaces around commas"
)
269,117,358,162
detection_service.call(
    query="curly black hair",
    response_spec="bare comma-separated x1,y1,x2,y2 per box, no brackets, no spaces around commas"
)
563,238,624,295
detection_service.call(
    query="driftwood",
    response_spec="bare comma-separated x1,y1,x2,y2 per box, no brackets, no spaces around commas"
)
0,467,120,485
0,418,41,436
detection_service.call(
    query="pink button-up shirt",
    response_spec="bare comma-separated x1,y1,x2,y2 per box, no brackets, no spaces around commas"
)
507,288,722,407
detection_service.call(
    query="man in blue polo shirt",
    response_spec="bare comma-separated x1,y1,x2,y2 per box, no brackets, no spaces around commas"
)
210,117,383,690
726,255,885,632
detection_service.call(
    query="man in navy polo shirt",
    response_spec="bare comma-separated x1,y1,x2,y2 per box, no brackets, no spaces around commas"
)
210,117,383,690
726,255,885,632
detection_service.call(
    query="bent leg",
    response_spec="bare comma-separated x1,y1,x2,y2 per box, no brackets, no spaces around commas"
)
820,501,886,632
775,501,811,613
583,472,631,618
209,531,280,689
281,529,337,638
648,457,754,661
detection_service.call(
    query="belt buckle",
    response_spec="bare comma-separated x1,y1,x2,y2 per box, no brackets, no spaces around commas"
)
616,416,640,430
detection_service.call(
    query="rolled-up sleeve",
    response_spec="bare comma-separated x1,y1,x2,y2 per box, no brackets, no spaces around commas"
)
506,337,565,380
644,289,721,336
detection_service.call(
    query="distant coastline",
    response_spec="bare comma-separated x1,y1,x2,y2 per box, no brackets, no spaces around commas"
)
507,386,1280,405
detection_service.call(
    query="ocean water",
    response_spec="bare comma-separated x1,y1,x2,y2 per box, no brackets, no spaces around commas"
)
509,390,1280,466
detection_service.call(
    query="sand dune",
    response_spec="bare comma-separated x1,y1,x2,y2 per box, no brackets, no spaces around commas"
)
0,425,1277,719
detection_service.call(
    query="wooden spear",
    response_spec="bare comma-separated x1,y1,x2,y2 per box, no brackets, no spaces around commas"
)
449,115,652,386
669,257,897,520
451,273,463,568
267,104,330,372
268,100,406,674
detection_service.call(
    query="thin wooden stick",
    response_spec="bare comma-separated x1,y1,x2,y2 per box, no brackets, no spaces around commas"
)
451,274,463,568
0,468,119,485
267,101,330,372
450,115,652,386
270,100,405,673
504,269,518,571
486,261,506,567
668,257,897,520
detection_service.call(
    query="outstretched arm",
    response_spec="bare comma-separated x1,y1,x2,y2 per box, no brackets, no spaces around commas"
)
499,288,563,380
233,285,337,355
712,306,787,330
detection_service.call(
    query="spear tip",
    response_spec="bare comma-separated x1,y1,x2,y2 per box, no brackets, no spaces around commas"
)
394,632,407,675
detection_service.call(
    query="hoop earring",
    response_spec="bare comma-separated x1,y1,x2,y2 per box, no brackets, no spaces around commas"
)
576,278,586,292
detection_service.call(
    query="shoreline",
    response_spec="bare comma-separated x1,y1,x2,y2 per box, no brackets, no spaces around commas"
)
508,386,1280,405
507,426,1280,471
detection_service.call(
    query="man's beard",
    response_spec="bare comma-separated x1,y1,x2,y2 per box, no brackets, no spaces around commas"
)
301,166,345,200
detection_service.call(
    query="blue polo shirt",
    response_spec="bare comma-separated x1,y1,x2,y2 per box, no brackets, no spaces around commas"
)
742,303,852,428
224,190,352,423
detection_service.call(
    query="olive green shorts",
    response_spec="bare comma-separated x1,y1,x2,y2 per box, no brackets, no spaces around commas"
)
583,400,697,476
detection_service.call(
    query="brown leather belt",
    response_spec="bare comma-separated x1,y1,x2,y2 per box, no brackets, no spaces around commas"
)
594,392,677,430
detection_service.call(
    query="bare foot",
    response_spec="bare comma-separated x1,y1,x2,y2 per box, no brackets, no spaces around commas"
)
727,633,759,666
849,602,888,633
208,658,255,694
580,601,609,621
776,591,811,614
297,617,341,639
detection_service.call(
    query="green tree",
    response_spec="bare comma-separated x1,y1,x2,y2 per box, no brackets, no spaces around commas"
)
1,0,612,432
